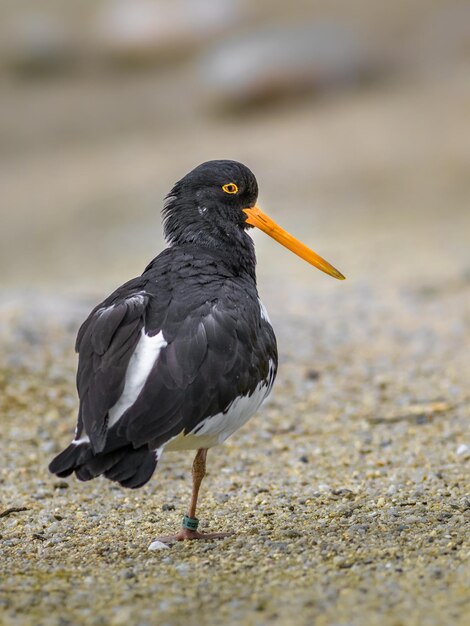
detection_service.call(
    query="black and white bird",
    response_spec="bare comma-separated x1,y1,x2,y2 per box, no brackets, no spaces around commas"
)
49,160,344,542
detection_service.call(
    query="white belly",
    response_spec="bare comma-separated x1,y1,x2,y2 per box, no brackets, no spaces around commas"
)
164,379,271,451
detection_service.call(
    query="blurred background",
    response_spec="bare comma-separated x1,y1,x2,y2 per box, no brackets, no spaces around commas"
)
0,0,469,352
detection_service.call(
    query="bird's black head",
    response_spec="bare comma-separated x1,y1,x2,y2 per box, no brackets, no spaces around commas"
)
162,159,346,282
162,160,258,250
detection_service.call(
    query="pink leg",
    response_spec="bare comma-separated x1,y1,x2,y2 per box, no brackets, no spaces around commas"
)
154,449,232,544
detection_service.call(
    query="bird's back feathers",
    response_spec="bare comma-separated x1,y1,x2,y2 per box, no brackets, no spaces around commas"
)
49,244,277,488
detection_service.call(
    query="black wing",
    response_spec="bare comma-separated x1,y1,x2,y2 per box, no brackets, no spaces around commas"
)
74,249,277,455
75,278,150,452
119,290,275,449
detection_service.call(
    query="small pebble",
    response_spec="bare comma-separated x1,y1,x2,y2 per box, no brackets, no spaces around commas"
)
148,540,170,551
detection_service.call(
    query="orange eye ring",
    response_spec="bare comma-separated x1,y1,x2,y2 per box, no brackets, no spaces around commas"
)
222,182,239,194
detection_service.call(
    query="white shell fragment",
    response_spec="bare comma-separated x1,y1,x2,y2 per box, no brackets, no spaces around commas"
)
148,540,170,551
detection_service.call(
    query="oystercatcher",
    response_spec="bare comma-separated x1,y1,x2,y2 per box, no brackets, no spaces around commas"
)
49,160,344,542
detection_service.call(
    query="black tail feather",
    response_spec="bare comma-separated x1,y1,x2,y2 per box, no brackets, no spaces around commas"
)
86,448,128,478
49,443,92,478
106,448,158,489
49,442,157,489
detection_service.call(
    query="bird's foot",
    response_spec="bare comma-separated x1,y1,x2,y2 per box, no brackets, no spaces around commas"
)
151,528,233,545
150,515,232,546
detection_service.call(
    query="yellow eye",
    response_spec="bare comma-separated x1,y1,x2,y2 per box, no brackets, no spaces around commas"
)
222,182,239,194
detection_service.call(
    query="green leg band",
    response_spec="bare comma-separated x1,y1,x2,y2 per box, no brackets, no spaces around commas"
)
182,515,199,531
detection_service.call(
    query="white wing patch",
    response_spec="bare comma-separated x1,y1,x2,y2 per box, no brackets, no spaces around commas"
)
72,435,90,445
258,298,271,324
96,293,146,317
108,329,167,428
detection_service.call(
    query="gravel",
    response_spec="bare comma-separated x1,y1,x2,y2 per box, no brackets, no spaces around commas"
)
1,248,469,625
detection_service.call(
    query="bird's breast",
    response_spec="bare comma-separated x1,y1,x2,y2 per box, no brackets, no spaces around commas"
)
164,363,275,451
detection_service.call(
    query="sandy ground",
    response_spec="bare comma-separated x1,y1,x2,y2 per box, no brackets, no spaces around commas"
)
1,39,470,626
1,233,469,626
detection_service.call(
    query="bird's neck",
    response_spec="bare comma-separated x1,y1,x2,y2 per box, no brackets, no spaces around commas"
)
164,196,256,284
169,226,257,282
162,196,258,281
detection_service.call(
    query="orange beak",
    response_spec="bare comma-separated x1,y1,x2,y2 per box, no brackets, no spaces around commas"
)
244,205,345,280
